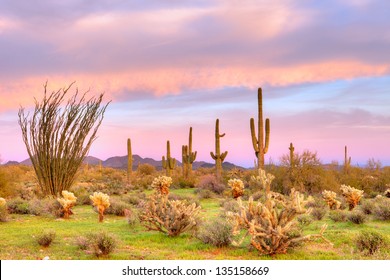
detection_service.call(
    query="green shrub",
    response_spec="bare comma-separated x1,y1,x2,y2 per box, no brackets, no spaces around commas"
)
372,197,390,221
356,230,386,255
359,199,375,215
7,198,29,214
297,214,313,227
347,211,367,224
104,199,131,216
197,219,233,247
75,236,89,250
87,231,117,257
221,199,239,213
329,210,348,222
35,230,56,247
196,189,214,199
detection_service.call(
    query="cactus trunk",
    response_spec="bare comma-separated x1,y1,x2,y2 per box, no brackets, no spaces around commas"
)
289,142,295,169
344,145,351,173
127,138,133,184
162,140,176,176
182,145,189,178
210,119,228,180
250,88,270,170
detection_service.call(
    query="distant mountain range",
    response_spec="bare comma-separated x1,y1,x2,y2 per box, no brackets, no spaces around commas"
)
6,154,245,171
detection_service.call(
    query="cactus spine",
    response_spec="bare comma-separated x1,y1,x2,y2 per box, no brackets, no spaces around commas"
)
344,145,351,173
210,119,228,180
289,142,295,169
250,88,270,170
127,138,133,183
162,140,176,176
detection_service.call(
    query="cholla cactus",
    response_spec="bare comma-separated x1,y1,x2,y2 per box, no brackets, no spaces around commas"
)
251,169,275,195
139,194,201,237
151,176,172,196
322,190,341,210
340,184,364,210
228,179,244,199
90,192,110,222
227,189,332,255
57,191,77,219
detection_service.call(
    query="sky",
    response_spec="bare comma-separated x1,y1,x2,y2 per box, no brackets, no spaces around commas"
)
0,0,390,167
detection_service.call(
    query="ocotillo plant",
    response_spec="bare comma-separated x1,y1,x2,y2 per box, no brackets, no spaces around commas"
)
162,140,176,176
250,88,270,170
344,145,351,173
127,138,133,183
210,119,228,180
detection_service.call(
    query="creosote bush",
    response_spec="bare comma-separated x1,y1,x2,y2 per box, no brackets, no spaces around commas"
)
139,194,201,237
356,230,386,255
90,192,110,222
35,230,56,247
197,218,233,247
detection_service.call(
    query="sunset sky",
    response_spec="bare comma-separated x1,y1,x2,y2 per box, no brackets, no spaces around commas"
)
1,0,390,167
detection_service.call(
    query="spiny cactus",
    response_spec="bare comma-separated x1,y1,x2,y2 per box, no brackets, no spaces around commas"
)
182,127,197,178
289,142,295,169
340,184,364,210
228,179,245,199
250,88,270,170
344,145,351,173
151,175,172,196
162,140,176,176
127,138,133,183
251,168,275,196
90,192,110,222
57,191,77,219
322,190,341,210
210,119,228,180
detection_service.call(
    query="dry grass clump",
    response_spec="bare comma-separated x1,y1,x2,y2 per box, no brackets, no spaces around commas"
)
322,190,341,210
139,194,201,237
340,184,364,210
228,179,244,199
90,192,110,222
151,176,172,196
57,191,77,219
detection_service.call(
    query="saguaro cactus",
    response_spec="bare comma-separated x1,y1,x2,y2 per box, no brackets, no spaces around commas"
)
210,119,228,180
344,145,351,173
127,138,133,183
250,88,270,170
181,127,198,178
162,140,176,176
182,145,189,178
289,142,295,169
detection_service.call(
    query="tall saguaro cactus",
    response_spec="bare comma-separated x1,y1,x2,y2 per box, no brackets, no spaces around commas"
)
127,138,133,183
162,140,176,176
210,119,228,180
182,145,189,178
289,142,295,169
182,127,197,178
344,145,351,173
250,88,270,170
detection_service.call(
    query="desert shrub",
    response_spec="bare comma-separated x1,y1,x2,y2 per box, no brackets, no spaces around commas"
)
197,219,233,247
7,197,29,214
384,188,390,198
124,208,138,226
86,231,117,257
122,193,146,207
310,207,327,221
44,198,65,218
347,211,367,224
372,197,390,221
90,192,110,222
168,193,200,207
356,230,386,255
139,194,201,237
340,184,364,210
0,197,8,222
75,236,89,250
27,199,46,216
297,214,313,227
196,175,225,195
221,199,239,213
76,194,92,206
329,210,348,222
35,230,56,247
359,199,375,215
136,163,156,176
104,199,131,216
196,189,214,199
132,175,154,190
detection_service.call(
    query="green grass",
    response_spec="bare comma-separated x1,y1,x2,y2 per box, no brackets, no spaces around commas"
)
1,190,389,260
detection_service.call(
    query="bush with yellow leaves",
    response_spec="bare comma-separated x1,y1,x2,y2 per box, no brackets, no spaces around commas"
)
227,169,332,255
322,190,341,210
57,191,77,219
0,197,7,222
340,184,364,210
139,194,201,237
90,192,110,222
151,176,172,196
228,179,244,199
